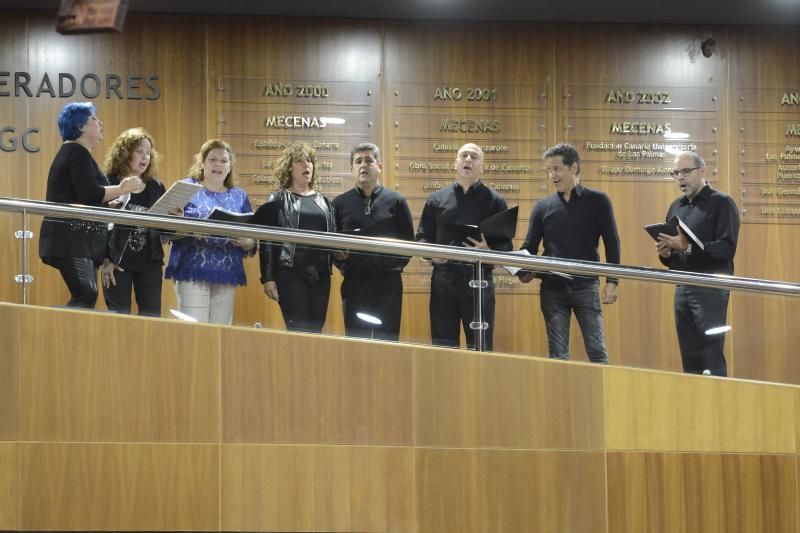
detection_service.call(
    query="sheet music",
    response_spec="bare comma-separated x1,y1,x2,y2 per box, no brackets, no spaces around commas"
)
502,249,532,276
149,181,203,215
501,249,573,279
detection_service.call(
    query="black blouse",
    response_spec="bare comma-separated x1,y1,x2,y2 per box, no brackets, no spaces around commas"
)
39,142,109,263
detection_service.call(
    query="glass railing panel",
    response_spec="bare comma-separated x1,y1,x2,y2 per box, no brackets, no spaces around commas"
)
485,268,800,385
0,209,26,304
728,290,800,384
4,197,800,387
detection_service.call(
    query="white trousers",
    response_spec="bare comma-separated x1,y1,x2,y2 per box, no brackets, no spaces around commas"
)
174,280,236,325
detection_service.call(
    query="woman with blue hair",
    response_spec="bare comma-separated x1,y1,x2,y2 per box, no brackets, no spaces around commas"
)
39,101,146,308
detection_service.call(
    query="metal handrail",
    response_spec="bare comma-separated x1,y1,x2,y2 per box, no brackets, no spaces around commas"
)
2,196,799,297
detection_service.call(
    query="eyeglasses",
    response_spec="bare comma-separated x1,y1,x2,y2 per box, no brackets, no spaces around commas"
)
670,166,700,178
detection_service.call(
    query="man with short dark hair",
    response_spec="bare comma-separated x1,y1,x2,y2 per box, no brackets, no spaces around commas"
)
416,143,512,351
332,143,414,341
656,151,740,376
519,143,620,363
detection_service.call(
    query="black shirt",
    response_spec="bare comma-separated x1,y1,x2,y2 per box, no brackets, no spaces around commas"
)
290,194,330,274
106,176,167,270
332,185,415,278
522,183,621,285
39,142,109,263
416,180,513,256
659,184,740,275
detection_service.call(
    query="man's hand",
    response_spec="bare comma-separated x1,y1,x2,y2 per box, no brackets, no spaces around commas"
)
465,235,489,249
517,271,536,283
334,251,349,261
657,230,689,252
601,282,618,304
234,237,255,251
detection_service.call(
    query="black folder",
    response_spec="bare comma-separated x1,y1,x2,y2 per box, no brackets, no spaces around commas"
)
436,222,483,246
643,215,705,250
436,205,519,246
207,207,254,223
480,205,519,242
343,215,399,238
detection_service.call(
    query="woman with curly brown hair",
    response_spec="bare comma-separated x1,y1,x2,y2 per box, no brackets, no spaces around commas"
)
100,127,168,316
255,141,335,333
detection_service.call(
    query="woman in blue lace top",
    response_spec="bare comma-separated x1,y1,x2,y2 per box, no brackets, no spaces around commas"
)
165,139,255,324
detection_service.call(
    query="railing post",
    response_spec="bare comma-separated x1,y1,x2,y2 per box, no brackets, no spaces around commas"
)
469,259,489,351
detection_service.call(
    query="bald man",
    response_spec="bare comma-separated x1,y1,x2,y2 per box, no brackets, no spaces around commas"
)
416,143,512,351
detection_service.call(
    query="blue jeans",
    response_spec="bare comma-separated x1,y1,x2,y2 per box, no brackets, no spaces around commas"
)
540,281,608,363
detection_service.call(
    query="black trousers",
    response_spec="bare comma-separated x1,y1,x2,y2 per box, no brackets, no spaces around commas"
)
275,268,331,333
341,272,403,341
43,256,99,308
674,285,730,376
429,264,495,351
103,267,163,317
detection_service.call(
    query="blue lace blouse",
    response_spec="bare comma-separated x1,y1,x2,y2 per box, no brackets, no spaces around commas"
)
164,178,253,286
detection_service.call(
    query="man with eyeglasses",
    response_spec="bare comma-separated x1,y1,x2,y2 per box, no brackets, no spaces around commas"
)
417,143,513,351
332,143,415,341
518,143,621,364
656,151,740,376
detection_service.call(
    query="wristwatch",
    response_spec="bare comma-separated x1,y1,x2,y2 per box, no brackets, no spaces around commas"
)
685,243,693,255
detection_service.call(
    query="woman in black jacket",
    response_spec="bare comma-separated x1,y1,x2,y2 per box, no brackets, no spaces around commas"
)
100,128,168,316
39,102,144,308
256,141,335,333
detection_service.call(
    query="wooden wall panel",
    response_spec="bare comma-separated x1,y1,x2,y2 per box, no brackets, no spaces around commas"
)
0,305,20,441
19,306,221,442
20,443,219,531
416,449,607,533
0,443,18,531
414,348,604,449
607,452,798,533
0,303,797,532
604,367,797,453
221,444,414,533
0,13,32,305
728,27,800,385
221,328,413,444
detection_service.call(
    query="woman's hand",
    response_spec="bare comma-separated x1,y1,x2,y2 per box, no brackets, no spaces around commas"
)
234,237,255,251
263,281,279,301
119,176,145,194
101,259,124,289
